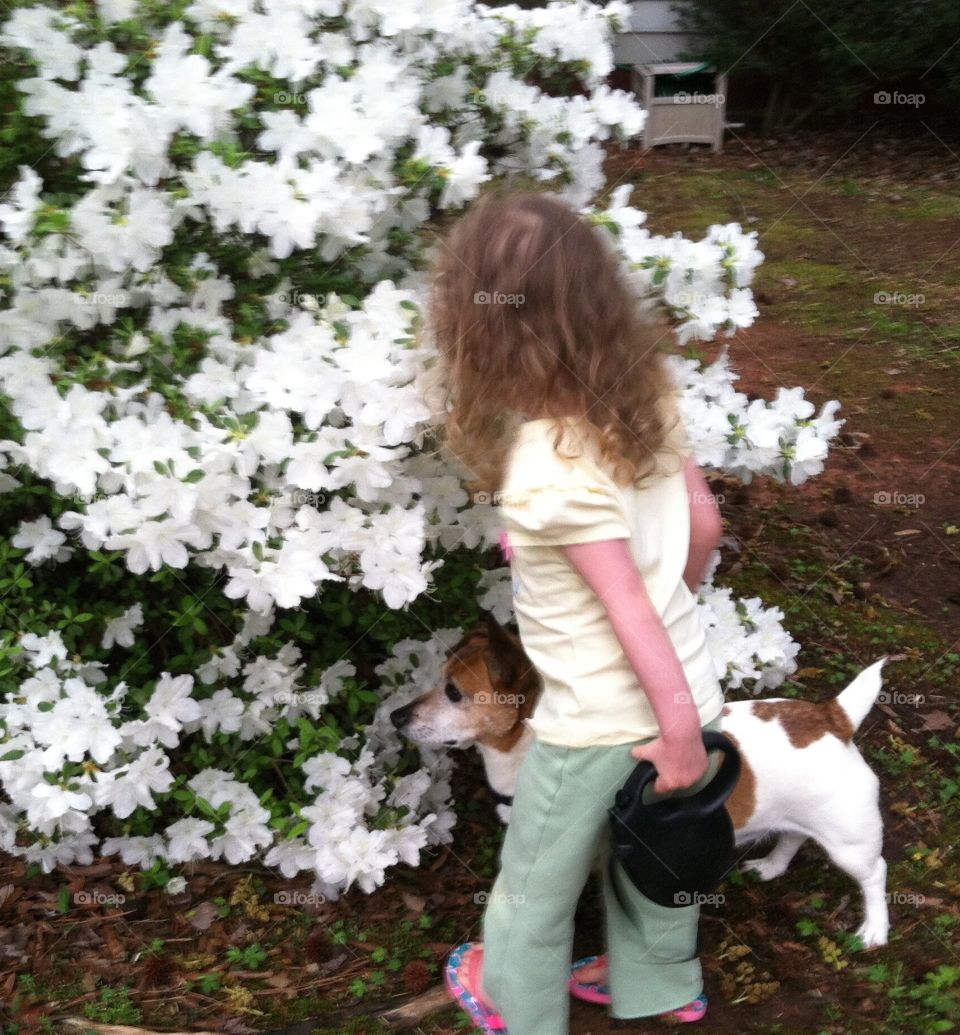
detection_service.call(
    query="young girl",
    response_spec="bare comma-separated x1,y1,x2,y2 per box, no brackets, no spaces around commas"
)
427,189,727,1035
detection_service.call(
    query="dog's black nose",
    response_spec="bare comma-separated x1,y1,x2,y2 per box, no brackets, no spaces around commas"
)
391,704,412,730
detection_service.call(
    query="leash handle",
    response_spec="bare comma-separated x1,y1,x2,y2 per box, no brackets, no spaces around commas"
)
606,731,741,917
615,730,741,823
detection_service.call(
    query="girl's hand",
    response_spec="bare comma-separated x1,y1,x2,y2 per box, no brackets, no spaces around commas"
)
631,732,709,796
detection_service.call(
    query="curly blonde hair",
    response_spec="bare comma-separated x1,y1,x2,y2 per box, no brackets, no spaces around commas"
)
426,188,685,497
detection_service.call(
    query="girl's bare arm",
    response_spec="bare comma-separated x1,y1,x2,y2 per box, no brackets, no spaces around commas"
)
682,455,723,593
559,537,708,792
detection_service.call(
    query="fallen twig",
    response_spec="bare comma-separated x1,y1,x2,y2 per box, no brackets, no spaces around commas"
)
60,1022,223,1035
257,982,453,1034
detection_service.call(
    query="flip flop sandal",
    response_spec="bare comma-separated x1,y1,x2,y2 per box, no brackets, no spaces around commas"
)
660,993,708,1023
568,954,611,1005
570,955,708,1022
445,942,508,1033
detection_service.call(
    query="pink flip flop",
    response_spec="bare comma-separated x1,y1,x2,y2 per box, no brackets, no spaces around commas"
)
570,955,708,1022
445,942,508,1033
569,954,611,1005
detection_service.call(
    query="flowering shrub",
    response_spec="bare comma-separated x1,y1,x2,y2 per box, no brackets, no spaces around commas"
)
0,0,839,897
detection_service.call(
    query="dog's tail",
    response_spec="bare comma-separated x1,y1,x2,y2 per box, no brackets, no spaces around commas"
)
835,657,888,732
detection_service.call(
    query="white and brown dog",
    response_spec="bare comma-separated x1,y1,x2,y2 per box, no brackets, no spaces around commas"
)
391,614,890,948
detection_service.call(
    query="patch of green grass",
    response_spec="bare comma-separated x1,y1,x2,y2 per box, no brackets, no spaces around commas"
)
471,834,502,880
623,171,755,234
82,983,142,1025
896,194,960,221
761,258,853,292
838,179,864,197
259,993,340,1028
865,961,960,1033
756,221,822,247
864,311,957,365
10,972,86,1023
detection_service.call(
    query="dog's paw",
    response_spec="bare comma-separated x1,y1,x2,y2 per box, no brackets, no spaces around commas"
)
741,856,789,881
854,918,889,948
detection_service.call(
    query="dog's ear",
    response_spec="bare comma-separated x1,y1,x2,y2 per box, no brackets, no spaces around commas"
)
483,612,523,687
448,616,489,661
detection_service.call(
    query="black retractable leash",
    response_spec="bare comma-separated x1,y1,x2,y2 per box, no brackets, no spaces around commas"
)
607,730,741,911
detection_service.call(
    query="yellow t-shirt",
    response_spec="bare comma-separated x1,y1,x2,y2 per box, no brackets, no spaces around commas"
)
497,413,725,747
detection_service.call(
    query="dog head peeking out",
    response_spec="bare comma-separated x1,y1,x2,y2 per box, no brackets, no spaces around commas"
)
390,613,541,752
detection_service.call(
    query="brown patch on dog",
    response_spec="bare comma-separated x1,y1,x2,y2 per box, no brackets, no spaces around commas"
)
719,728,756,830
721,705,731,717
751,699,855,749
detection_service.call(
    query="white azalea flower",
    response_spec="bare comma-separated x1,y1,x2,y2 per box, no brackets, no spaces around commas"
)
0,6,84,80
106,518,211,574
12,514,70,563
27,781,93,825
144,21,255,139
91,745,174,819
210,803,273,864
164,817,215,862
99,833,167,867
102,602,144,650
126,672,203,748
439,141,490,207
0,165,43,245
19,630,69,670
197,687,246,739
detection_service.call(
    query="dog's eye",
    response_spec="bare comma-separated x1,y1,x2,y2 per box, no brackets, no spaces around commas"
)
444,682,463,703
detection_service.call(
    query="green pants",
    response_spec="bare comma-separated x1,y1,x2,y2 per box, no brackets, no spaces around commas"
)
481,714,724,1035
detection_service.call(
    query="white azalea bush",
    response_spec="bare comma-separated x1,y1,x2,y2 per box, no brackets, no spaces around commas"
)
0,0,839,895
